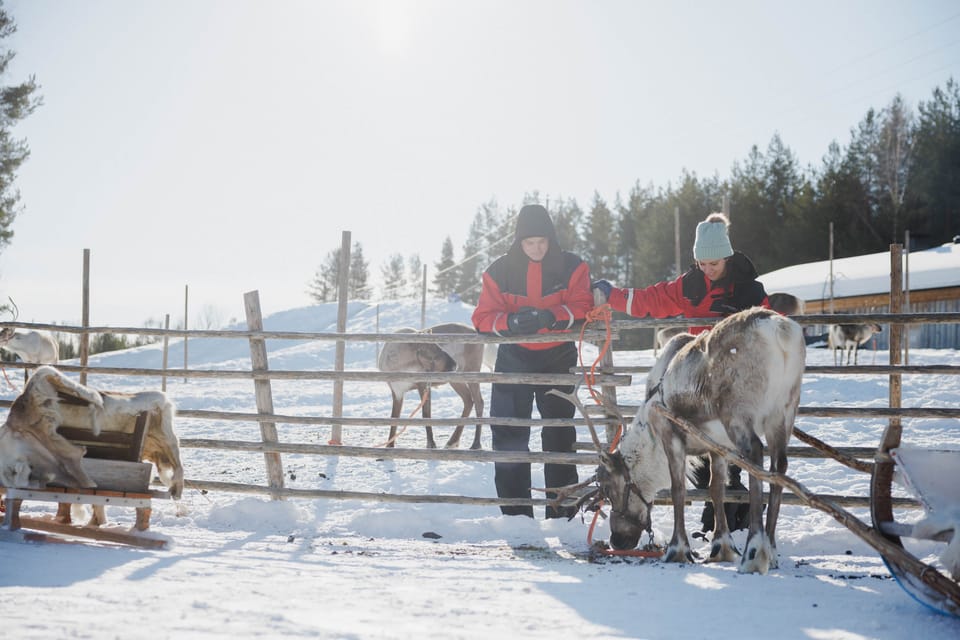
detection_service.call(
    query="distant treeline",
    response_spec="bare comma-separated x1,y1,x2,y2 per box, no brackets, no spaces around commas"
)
310,79,960,306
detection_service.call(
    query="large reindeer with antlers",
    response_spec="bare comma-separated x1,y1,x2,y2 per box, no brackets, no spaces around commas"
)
378,322,486,449
582,307,805,574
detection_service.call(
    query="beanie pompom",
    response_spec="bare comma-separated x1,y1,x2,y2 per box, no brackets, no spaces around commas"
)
693,215,734,260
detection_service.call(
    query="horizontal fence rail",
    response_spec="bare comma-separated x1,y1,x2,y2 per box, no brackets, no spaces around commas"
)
0,308,956,514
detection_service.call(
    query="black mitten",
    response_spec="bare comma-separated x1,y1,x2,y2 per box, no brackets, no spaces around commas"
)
507,310,540,335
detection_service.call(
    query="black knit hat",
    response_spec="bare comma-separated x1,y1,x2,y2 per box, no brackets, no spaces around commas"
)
515,204,556,241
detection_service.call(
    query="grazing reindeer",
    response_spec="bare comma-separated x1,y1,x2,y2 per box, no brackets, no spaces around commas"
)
378,322,484,449
0,299,59,380
592,307,805,574
829,323,881,365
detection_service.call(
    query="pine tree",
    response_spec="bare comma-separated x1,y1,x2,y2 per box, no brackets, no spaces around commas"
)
0,6,42,253
350,244,371,299
911,78,960,244
432,236,458,299
876,94,915,243
552,197,584,255
307,241,369,302
455,200,511,305
406,254,423,299
583,193,618,279
380,253,407,299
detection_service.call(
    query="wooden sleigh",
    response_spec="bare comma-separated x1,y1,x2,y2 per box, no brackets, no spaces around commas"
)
871,420,960,617
1,406,167,549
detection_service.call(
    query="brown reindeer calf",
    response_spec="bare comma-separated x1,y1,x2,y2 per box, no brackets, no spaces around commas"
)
378,322,485,449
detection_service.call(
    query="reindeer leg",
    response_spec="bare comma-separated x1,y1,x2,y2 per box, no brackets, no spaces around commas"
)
764,448,786,570
765,394,798,570
738,429,774,574
706,452,739,563
420,384,436,449
469,382,483,450
654,411,695,563
388,394,403,448
443,383,470,449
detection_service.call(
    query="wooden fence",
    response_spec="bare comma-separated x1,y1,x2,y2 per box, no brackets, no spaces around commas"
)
1,292,958,513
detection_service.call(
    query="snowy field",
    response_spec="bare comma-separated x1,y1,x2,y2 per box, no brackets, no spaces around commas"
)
1,299,959,639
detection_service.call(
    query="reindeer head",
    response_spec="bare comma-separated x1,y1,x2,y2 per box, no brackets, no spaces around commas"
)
0,296,18,345
596,446,656,550
595,405,677,551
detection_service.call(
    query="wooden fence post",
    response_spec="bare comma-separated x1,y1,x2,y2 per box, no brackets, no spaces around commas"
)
330,231,351,445
80,249,90,385
183,284,189,383
244,290,285,497
420,264,427,330
871,245,904,539
161,314,170,392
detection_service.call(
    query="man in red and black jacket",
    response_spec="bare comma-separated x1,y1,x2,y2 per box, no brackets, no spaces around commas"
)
472,204,593,518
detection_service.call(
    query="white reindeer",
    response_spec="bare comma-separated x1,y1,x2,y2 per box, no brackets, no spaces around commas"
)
378,322,485,449
0,299,59,380
829,322,882,365
593,307,806,574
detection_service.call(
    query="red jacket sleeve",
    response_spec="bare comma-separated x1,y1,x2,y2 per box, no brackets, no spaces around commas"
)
471,271,511,336
607,275,690,318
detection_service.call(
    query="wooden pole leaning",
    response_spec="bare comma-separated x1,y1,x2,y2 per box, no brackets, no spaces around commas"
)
244,290,284,497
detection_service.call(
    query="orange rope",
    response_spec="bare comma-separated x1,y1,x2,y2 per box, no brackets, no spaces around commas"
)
577,303,663,559
375,388,431,448
1,365,17,391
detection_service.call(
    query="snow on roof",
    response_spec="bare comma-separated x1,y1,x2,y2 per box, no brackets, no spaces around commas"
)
758,240,960,301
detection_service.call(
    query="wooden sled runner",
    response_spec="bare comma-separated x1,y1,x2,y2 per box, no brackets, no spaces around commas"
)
1,409,167,549
872,418,960,617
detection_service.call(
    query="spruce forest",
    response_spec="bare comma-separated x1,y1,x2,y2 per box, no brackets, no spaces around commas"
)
310,80,960,306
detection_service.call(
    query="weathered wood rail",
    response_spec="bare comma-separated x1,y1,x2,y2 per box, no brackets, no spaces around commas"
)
0,289,957,513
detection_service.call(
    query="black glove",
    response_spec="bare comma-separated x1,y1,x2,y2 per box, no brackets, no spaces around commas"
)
708,296,740,316
507,309,541,335
537,309,557,330
591,279,613,300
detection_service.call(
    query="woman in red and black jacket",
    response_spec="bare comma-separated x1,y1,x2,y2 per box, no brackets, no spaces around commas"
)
593,212,770,536
592,213,770,333
472,204,594,518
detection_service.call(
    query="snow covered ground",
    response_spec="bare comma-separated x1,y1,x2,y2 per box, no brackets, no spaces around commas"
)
1,299,959,639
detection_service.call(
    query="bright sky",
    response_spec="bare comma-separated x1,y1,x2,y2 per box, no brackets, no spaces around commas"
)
0,0,957,327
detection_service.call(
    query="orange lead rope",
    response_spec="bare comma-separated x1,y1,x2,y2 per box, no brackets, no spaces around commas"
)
579,303,663,559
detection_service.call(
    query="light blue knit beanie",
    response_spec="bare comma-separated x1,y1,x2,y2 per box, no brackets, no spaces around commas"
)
693,213,734,260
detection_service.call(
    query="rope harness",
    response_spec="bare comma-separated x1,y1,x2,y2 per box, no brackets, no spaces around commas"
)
578,304,662,558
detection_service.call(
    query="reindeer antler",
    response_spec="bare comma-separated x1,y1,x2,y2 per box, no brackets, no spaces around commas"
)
546,387,605,452
533,473,604,518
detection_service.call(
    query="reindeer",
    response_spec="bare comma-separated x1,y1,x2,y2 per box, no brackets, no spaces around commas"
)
768,292,805,316
378,322,485,449
0,299,59,381
829,322,882,365
591,307,806,574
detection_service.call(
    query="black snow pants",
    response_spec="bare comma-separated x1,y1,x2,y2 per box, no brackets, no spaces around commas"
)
490,342,579,518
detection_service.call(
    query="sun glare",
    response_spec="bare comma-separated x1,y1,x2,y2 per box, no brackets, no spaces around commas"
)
373,0,413,56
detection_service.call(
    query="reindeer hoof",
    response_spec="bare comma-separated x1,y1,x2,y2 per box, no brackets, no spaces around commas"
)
707,539,740,563
663,545,696,564
738,535,774,574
